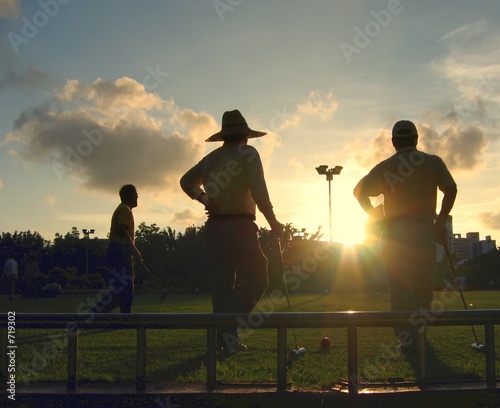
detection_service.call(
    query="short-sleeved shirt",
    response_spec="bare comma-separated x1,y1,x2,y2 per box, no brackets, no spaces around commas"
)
355,147,456,220
180,143,276,222
109,203,135,244
4,258,18,276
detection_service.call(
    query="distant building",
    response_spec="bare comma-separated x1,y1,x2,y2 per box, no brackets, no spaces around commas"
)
480,235,497,255
451,232,497,263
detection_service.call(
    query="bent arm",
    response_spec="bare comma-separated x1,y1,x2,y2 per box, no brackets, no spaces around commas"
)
180,165,204,200
353,176,377,216
435,184,457,244
436,184,457,225
180,165,210,207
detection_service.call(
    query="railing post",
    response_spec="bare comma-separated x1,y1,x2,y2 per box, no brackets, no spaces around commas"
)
3,310,499,394
277,327,287,391
347,325,358,394
417,327,427,388
207,327,217,389
136,327,146,391
67,328,78,391
485,324,496,388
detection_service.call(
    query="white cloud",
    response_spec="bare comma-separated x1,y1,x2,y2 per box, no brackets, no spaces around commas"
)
169,108,219,142
44,195,56,206
0,0,21,19
297,90,339,120
434,20,500,119
346,127,394,170
288,157,305,175
55,77,164,112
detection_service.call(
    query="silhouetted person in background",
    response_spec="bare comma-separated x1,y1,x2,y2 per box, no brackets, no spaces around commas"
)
180,110,283,353
2,253,18,301
92,184,143,314
354,120,457,352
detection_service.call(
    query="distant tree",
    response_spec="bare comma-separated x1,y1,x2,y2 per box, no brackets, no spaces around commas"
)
47,227,107,276
0,230,48,264
50,227,84,272
135,223,207,293
257,223,323,292
0,223,327,293
456,249,500,290
175,225,207,292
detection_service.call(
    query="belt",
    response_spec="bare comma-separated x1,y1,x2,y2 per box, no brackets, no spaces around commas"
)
208,213,256,221
385,216,434,223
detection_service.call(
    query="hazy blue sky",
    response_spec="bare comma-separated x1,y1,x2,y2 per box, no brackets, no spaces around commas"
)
1,0,499,244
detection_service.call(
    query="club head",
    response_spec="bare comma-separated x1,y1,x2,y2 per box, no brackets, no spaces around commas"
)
291,347,307,356
159,286,173,301
471,343,485,352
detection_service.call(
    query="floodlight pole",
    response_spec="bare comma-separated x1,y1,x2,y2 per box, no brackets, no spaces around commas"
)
316,165,343,242
327,173,332,242
82,228,95,275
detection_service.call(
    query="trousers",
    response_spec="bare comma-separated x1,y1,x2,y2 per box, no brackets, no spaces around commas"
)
381,218,437,345
205,216,269,350
92,241,134,313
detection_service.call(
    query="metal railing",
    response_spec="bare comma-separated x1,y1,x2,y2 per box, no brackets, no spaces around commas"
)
1,310,499,393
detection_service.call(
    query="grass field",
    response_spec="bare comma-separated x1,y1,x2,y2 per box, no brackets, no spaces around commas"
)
1,290,499,388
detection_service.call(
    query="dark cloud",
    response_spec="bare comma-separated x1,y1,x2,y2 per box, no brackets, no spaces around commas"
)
419,124,489,171
14,111,197,191
350,122,490,172
0,64,54,90
477,212,500,230
172,208,201,224
443,95,489,122
0,44,56,91
7,77,213,194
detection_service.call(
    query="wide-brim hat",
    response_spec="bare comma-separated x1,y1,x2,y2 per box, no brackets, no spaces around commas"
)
392,120,418,138
206,109,267,142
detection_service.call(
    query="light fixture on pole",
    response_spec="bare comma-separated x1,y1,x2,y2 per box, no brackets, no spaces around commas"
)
82,228,95,275
316,165,343,242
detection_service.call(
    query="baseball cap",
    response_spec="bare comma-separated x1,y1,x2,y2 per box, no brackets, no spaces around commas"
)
392,120,418,137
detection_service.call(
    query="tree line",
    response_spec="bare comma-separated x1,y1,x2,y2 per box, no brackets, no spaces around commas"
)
2,223,497,297
0,223,321,296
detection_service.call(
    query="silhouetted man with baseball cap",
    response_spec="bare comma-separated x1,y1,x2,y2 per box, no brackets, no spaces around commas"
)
354,120,457,353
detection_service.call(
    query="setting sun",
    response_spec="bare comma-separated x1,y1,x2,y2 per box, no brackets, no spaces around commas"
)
274,172,369,246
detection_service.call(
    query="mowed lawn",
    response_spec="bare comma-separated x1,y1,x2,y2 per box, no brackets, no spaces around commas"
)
1,290,499,388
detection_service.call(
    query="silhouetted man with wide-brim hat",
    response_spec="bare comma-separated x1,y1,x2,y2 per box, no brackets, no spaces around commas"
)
181,110,283,353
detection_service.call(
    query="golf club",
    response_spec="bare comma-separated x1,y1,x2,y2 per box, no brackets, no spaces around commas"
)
137,258,172,301
276,238,307,357
443,241,485,351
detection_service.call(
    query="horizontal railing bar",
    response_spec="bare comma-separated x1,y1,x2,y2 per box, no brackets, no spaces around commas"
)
1,311,498,394
1,310,500,329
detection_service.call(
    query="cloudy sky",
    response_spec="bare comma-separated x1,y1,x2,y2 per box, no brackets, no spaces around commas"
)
0,0,499,245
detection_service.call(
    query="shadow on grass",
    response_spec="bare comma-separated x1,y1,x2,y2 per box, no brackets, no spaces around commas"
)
15,328,123,344
147,348,246,383
285,293,329,310
404,343,483,383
